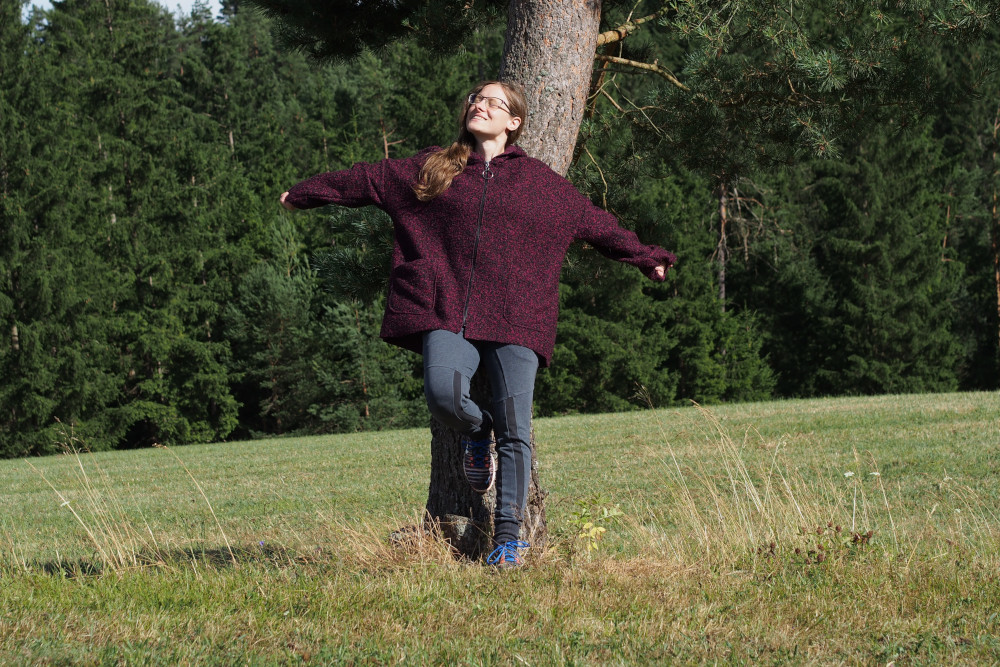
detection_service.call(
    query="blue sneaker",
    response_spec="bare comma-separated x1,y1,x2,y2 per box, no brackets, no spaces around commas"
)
461,434,496,494
487,540,529,569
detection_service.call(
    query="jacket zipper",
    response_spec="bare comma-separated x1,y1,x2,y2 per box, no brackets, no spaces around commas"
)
461,160,494,329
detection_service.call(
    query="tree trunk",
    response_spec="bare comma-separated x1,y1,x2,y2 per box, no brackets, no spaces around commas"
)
421,0,600,559
717,182,729,313
499,0,603,176
421,0,597,559
992,105,1000,371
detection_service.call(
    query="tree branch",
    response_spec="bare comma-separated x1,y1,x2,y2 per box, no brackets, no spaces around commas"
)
582,144,609,209
593,54,689,92
595,10,666,46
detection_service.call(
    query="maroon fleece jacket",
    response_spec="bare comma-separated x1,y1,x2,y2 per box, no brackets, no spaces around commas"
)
284,144,676,366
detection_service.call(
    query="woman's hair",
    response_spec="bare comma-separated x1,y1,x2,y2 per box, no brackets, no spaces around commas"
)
412,80,527,202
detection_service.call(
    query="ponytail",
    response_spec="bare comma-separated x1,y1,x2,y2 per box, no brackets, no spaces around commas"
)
412,141,472,202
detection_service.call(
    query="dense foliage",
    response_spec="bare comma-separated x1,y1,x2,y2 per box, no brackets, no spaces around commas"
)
2,0,997,457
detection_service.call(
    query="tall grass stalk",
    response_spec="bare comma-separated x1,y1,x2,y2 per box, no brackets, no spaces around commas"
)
920,479,1000,557
25,448,161,573
627,400,1000,575
23,430,237,573
0,515,29,574
642,403,896,568
153,444,235,566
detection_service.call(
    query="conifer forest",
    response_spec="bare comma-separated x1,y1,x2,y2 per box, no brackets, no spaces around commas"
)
2,0,998,457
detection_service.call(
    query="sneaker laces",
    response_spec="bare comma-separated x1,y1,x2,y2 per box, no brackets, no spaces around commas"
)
465,437,492,466
487,540,530,566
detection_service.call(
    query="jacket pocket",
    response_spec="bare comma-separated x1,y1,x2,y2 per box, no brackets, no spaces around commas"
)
387,259,437,315
503,271,557,332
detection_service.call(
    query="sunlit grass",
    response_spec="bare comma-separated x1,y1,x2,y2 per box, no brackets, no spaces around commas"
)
1,392,998,664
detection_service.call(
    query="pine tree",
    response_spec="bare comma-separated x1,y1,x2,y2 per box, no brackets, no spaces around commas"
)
731,120,967,395
1,0,255,453
926,27,1000,390
1,1,127,454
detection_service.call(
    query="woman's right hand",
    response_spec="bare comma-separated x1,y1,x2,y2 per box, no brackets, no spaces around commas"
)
279,191,296,210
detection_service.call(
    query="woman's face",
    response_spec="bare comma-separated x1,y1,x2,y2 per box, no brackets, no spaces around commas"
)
465,83,522,146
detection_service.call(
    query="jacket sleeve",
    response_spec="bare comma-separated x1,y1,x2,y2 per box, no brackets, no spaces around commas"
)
574,194,677,281
284,160,389,210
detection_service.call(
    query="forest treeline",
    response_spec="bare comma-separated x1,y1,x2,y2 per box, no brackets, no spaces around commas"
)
2,0,998,457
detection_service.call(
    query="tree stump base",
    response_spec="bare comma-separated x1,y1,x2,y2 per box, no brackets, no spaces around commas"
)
421,413,547,561
435,513,490,558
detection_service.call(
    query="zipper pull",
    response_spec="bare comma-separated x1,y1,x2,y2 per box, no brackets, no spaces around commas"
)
482,160,494,180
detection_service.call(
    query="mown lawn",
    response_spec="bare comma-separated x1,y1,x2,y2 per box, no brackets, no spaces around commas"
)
2,392,998,664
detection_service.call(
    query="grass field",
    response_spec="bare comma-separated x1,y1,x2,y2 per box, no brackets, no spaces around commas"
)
2,392,998,665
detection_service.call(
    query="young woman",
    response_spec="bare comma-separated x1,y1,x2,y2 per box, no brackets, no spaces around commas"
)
280,81,675,568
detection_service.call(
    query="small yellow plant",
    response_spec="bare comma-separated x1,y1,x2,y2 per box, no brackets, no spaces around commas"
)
577,522,606,552
568,495,623,553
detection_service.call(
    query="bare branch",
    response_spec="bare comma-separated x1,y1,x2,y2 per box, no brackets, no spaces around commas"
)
593,54,689,92
582,144,609,210
600,87,625,113
595,10,667,46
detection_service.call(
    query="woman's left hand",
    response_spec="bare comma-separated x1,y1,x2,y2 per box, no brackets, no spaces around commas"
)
653,264,666,280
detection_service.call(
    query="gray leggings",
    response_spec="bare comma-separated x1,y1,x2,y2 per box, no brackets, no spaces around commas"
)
422,329,539,543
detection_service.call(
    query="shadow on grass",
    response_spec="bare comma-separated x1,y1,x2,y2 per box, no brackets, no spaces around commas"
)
15,542,326,578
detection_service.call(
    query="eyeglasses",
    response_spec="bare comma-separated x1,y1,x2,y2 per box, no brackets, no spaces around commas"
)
467,93,511,114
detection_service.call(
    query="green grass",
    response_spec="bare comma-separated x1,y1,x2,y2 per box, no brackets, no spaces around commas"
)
2,392,999,664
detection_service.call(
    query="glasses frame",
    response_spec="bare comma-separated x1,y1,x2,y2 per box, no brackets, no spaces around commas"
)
467,93,512,115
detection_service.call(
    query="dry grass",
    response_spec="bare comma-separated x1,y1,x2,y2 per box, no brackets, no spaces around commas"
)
1,392,998,664
641,404,897,567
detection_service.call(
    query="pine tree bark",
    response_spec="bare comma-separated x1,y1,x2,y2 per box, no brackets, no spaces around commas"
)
499,0,603,176
992,105,1000,371
717,182,729,313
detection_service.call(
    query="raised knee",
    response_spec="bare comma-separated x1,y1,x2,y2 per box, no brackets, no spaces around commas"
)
423,369,464,426
424,388,458,424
